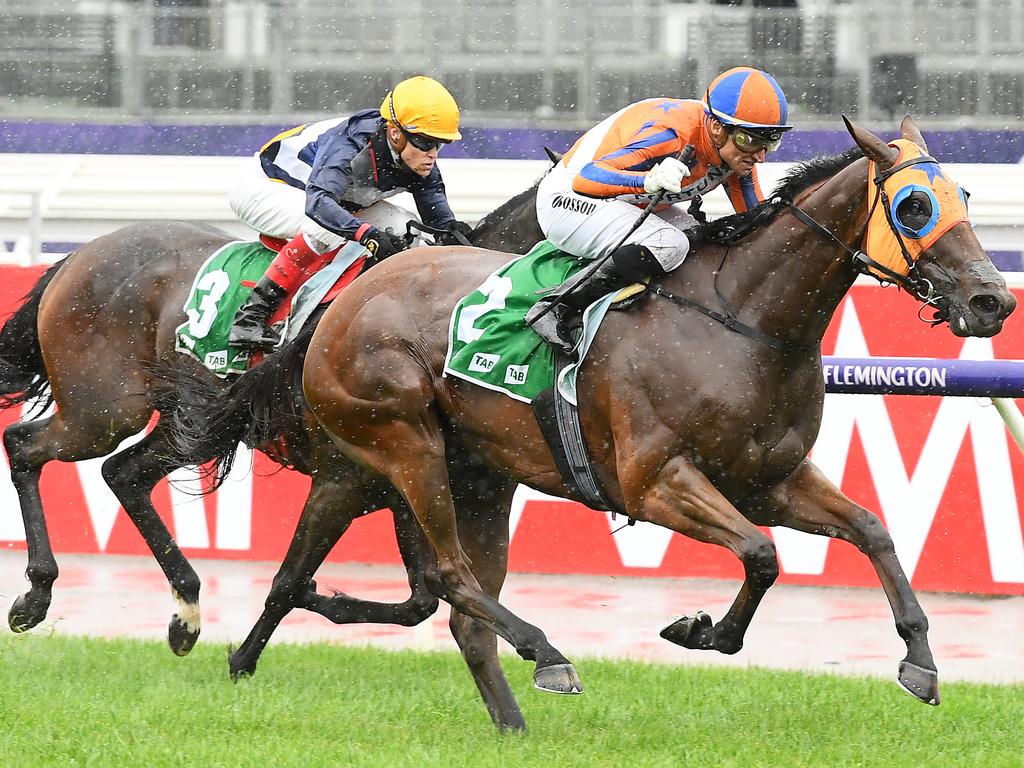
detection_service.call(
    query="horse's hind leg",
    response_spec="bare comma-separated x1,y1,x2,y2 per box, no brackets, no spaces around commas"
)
3,417,60,631
448,472,526,732
3,404,150,631
300,501,438,627
330,416,581,695
100,425,203,655
229,465,371,679
744,459,939,705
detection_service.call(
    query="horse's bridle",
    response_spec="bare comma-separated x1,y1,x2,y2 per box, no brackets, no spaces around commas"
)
785,154,949,319
651,153,954,353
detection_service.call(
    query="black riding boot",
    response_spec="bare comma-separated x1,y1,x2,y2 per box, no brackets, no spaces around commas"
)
526,243,665,354
228,274,289,351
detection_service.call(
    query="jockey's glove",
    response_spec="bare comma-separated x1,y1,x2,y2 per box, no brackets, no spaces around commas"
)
360,227,407,261
435,220,474,246
643,157,691,195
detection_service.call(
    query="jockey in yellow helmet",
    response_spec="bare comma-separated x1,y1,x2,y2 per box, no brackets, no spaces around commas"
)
227,75,471,351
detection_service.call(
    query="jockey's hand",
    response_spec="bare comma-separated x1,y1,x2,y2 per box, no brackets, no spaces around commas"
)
360,227,407,261
643,157,691,195
435,220,474,246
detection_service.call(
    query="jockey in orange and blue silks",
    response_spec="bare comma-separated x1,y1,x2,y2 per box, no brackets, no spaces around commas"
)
226,75,473,352
527,67,794,354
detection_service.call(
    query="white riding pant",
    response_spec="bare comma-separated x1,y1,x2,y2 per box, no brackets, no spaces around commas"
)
228,154,346,254
536,163,694,271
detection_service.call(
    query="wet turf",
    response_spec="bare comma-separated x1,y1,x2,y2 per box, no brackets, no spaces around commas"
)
1,633,1020,767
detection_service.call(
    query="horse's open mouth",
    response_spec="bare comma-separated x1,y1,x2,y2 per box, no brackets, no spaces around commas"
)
944,305,1009,338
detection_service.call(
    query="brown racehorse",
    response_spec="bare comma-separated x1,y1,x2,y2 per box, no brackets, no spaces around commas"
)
281,118,1013,728
0,183,544,655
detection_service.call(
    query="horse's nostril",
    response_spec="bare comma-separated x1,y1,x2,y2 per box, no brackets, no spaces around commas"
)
969,293,1002,318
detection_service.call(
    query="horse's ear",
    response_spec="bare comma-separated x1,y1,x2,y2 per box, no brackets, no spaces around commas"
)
899,115,929,153
842,114,898,171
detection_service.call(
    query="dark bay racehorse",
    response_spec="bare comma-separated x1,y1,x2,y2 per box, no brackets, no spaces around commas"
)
269,117,1011,728
0,182,543,654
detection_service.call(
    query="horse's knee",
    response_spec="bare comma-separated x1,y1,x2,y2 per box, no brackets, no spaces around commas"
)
740,534,778,590
264,572,305,610
850,512,896,558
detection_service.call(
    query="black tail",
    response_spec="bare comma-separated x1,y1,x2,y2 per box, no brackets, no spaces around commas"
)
163,311,324,489
0,259,66,414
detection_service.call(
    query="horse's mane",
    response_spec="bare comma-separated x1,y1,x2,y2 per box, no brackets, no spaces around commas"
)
704,147,864,245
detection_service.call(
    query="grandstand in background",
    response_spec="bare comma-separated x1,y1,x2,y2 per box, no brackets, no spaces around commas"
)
1,0,1022,127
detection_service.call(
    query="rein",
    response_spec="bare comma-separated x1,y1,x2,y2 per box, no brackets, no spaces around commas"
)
650,154,950,351
405,219,474,246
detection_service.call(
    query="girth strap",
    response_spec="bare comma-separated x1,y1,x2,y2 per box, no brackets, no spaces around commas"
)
530,350,623,515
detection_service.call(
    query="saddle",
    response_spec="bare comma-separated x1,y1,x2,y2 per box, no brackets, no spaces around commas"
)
175,239,366,377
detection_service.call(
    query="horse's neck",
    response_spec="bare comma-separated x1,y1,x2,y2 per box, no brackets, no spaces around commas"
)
678,159,871,350
471,185,544,252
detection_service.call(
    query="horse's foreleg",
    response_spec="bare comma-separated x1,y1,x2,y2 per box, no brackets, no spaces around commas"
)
3,418,59,632
101,426,202,656
300,502,439,626
745,459,939,705
229,470,364,680
629,456,779,655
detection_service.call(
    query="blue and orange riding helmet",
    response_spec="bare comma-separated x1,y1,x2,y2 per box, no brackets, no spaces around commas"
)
704,66,792,138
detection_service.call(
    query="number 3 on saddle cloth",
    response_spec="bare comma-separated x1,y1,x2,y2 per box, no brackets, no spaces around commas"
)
175,238,368,376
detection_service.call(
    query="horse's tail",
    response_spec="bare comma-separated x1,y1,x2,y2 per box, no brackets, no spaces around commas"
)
164,313,322,489
0,259,66,413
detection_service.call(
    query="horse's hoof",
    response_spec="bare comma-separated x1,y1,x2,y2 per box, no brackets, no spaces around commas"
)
534,662,583,694
167,614,201,656
228,647,257,682
660,611,714,650
8,591,48,633
897,661,940,706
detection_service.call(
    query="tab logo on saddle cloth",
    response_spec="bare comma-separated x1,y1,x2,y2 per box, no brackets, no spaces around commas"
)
468,352,499,373
504,364,530,386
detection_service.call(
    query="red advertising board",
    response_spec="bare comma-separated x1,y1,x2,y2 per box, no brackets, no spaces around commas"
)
1,265,1022,595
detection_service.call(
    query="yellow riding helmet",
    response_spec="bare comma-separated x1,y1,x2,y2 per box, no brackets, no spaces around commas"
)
380,76,462,142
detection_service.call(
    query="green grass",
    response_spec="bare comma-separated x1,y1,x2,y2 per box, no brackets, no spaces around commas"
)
0,634,1020,768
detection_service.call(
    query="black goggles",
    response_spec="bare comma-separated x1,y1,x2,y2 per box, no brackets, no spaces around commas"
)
726,125,784,154
402,129,449,152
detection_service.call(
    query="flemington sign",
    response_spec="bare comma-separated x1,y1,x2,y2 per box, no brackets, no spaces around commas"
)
0,275,1022,595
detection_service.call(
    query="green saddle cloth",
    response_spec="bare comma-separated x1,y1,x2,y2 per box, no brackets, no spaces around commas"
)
175,240,276,376
444,240,591,403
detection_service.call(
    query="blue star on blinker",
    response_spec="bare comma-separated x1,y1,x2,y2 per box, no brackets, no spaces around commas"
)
654,101,681,114
916,160,945,183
